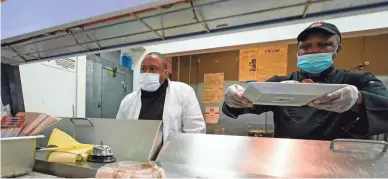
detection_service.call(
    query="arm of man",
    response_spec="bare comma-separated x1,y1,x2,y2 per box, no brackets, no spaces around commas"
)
222,75,287,119
181,87,206,134
116,100,126,119
349,73,388,136
222,102,273,119
116,93,136,120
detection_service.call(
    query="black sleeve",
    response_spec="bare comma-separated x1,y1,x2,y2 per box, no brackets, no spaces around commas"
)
222,75,288,119
348,73,388,137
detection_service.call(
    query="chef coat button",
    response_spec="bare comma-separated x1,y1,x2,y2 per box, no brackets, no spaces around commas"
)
317,117,324,123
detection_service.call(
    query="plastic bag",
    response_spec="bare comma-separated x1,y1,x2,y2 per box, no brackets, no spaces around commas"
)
95,161,166,178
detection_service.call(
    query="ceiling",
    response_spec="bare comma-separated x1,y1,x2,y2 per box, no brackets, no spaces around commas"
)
2,0,388,65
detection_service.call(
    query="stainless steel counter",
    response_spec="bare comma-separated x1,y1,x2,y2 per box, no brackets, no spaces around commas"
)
33,127,388,178
13,172,62,178
34,151,276,178
34,151,103,178
156,133,388,178
37,118,163,162
156,161,277,178
33,118,164,178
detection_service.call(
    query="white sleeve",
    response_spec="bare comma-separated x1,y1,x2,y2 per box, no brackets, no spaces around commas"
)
181,87,206,134
116,100,126,119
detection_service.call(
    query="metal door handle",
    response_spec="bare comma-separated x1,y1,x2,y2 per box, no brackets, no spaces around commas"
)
330,138,388,152
70,117,94,127
97,102,101,108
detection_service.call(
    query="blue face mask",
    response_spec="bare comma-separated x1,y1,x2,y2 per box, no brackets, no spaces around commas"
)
297,47,337,74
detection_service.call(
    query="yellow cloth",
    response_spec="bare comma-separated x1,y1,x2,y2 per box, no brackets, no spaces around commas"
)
47,128,94,163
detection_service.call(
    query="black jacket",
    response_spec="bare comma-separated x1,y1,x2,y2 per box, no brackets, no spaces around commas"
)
222,67,388,140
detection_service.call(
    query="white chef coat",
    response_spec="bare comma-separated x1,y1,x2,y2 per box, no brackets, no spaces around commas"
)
116,80,206,141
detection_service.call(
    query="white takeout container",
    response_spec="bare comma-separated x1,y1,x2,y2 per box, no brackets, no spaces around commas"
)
243,82,347,106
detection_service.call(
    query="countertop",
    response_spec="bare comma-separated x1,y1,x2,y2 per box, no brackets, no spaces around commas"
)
13,172,63,178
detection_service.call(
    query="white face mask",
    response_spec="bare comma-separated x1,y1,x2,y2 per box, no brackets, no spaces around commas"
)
139,73,162,92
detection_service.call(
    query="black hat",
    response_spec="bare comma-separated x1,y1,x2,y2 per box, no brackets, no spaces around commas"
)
297,21,341,42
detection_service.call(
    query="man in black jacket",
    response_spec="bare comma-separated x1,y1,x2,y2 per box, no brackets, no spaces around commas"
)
223,21,388,140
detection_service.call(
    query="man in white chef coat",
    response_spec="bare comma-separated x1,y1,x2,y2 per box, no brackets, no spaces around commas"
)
116,52,206,140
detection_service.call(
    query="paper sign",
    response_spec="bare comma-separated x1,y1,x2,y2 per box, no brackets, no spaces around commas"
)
205,107,220,124
166,57,173,78
239,48,258,81
256,45,288,82
203,73,224,104
166,57,173,72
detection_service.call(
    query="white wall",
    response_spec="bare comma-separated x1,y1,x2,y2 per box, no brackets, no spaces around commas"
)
20,56,86,117
75,56,87,117
129,10,388,91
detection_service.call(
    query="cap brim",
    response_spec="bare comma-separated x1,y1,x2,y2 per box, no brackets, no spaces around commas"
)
297,27,337,41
